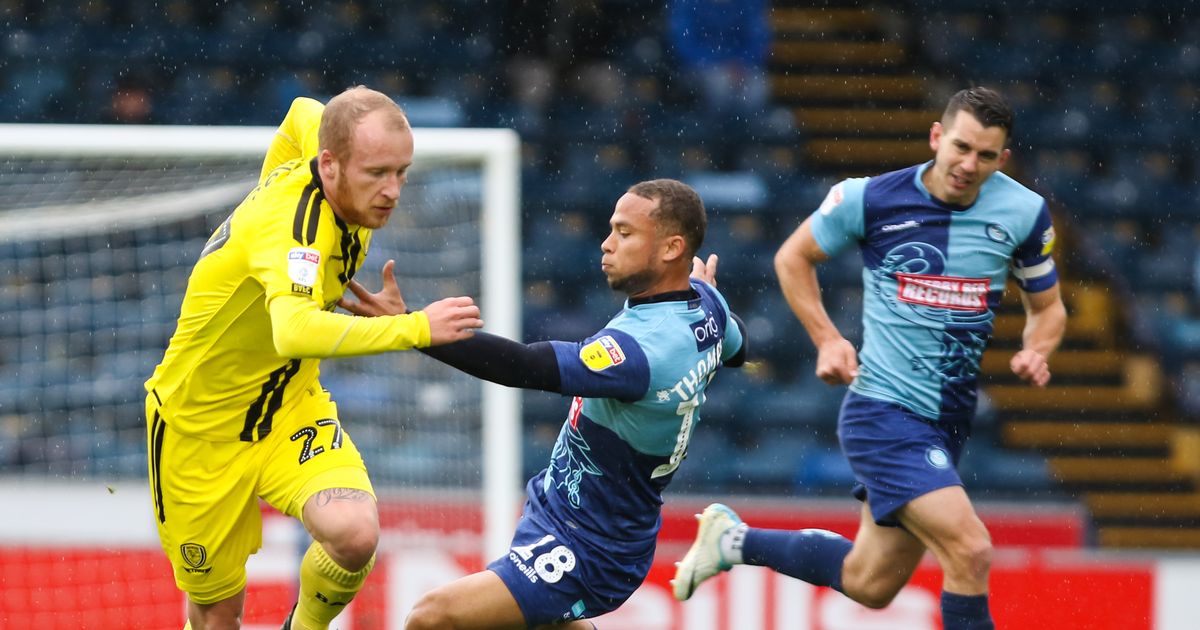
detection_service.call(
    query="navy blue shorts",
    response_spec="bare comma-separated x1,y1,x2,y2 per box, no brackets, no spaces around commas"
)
487,485,654,625
837,391,970,527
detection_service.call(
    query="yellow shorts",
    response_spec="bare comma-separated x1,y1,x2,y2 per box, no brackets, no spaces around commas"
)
145,385,374,604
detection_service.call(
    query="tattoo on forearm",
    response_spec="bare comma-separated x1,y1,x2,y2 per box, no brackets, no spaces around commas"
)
314,488,372,506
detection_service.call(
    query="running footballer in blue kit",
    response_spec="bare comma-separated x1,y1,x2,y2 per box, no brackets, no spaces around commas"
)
340,179,746,629
674,88,1067,630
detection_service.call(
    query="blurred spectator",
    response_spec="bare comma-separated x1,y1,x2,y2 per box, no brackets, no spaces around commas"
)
667,0,770,121
106,74,155,124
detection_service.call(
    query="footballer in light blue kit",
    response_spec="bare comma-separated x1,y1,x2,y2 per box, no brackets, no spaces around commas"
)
377,179,746,630
675,88,1066,630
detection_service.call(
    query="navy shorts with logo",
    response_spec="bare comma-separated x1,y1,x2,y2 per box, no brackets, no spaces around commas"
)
487,472,654,625
837,391,971,527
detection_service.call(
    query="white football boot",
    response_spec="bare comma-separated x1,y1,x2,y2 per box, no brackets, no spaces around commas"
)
672,502,743,601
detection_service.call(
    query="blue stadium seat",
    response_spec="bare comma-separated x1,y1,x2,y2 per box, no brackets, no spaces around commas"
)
683,171,769,212
729,429,808,493
668,427,737,493
796,444,857,494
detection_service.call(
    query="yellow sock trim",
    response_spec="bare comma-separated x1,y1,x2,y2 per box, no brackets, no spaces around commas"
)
292,541,375,630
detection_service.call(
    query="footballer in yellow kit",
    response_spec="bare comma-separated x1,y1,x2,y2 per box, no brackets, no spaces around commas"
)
144,89,480,626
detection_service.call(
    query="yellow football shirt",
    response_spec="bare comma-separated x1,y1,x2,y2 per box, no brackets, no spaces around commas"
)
146,97,430,442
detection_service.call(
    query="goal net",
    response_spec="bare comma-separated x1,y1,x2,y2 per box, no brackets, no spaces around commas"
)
0,123,521,628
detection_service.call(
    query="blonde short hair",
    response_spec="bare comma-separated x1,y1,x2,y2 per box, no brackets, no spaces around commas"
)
319,86,409,160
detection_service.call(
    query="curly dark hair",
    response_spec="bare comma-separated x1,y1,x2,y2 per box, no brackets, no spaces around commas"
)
626,179,706,258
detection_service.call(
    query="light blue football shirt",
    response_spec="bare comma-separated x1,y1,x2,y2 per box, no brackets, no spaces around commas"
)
530,279,744,546
810,161,1058,422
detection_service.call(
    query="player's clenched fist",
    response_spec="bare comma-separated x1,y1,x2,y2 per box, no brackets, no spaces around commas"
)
815,337,859,385
422,296,483,345
1010,348,1051,387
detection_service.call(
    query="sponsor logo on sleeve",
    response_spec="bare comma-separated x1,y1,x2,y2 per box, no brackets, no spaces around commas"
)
690,313,721,351
1040,226,1056,256
817,182,844,216
579,335,625,372
287,247,321,287
895,273,989,312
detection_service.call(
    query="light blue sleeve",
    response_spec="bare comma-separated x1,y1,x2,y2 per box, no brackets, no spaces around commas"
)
808,177,869,257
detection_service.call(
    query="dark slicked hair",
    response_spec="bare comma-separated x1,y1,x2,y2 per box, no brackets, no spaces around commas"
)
627,179,706,258
943,86,1015,144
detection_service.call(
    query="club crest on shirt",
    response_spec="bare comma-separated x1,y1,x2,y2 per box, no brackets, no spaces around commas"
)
580,336,625,372
288,247,321,287
985,223,1010,243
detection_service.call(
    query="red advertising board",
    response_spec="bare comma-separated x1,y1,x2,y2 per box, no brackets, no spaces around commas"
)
1,497,1168,630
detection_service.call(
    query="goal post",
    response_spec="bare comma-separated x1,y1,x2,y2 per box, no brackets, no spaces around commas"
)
0,122,523,563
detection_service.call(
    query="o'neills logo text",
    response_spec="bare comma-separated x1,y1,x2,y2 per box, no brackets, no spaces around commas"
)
895,273,989,311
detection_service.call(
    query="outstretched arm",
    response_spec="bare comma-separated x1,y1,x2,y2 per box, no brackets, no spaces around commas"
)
1011,283,1067,387
335,259,484,346
420,332,563,392
339,261,561,392
775,217,858,385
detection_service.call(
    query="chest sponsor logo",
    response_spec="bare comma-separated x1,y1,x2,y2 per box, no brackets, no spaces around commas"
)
579,335,625,372
895,273,989,312
287,247,321,287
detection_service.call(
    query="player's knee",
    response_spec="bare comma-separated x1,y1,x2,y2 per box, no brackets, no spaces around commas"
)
840,565,904,609
189,600,245,630
404,590,456,630
854,581,903,610
949,534,992,582
325,526,379,572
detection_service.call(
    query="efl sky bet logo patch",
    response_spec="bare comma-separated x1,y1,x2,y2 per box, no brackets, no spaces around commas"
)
287,247,321,287
580,335,625,372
